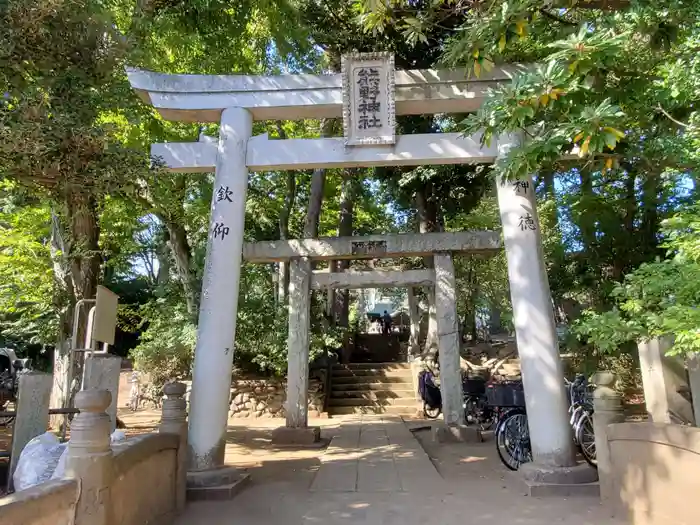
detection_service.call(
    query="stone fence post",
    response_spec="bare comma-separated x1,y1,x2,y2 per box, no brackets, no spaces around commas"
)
159,381,188,512
592,371,625,515
8,372,52,488
82,354,122,433
65,389,114,525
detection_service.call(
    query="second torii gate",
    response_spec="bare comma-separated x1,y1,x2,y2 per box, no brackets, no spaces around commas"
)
241,230,500,439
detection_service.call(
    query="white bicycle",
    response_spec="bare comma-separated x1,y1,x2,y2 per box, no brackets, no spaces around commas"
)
566,374,596,468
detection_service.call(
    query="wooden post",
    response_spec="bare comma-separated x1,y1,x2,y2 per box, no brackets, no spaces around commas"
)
65,389,113,525
592,371,625,516
160,381,188,512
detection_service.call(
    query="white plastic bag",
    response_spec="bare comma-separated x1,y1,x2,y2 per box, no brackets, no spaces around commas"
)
13,433,66,491
110,430,127,443
51,429,127,480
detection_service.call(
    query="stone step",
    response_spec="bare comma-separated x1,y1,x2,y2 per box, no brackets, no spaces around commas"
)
328,397,418,407
330,389,415,400
328,404,418,416
331,381,414,391
332,375,413,385
501,363,521,371
333,362,411,370
331,368,413,378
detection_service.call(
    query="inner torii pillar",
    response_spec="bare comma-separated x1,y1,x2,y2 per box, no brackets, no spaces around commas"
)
271,256,322,445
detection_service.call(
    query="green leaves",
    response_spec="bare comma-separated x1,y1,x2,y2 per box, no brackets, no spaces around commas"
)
575,202,700,357
400,16,429,46
0,182,55,344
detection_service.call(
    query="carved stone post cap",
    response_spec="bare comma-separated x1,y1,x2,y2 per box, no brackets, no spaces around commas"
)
75,389,112,412
592,371,616,388
164,381,187,397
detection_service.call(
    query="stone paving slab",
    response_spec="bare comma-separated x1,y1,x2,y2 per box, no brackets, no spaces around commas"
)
310,416,444,494
173,417,625,525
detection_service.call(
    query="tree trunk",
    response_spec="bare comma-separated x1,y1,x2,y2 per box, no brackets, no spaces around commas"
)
334,170,358,328
326,260,337,320
155,227,171,289
57,189,101,418
578,168,597,255
543,170,555,199
67,190,101,308
640,170,661,255
489,303,502,334
610,169,639,280
278,170,296,305
277,122,296,306
49,211,75,428
303,118,334,238
415,186,439,353
542,169,558,225
464,258,478,342
164,220,197,319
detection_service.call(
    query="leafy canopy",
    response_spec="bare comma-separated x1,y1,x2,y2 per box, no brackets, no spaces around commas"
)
354,0,700,180
575,203,700,356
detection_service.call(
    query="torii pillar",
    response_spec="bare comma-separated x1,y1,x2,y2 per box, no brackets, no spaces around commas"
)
187,107,251,474
495,142,597,489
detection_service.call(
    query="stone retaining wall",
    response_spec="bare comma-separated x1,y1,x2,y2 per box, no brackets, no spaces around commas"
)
229,372,326,418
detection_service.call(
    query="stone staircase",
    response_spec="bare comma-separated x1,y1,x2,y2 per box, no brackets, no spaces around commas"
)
492,358,522,381
350,333,405,363
328,363,419,416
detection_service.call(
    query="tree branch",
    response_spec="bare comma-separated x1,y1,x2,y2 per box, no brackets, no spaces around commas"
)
539,9,577,26
562,0,630,10
656,104,690,129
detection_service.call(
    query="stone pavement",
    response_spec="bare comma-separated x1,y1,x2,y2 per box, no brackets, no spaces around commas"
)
173,416,625,525
310,416,445,493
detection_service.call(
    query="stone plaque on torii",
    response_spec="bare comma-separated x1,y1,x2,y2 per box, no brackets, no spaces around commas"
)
341,52,396,146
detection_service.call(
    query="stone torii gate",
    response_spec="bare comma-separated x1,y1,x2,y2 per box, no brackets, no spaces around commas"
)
127,53,590,493
242,230,500,439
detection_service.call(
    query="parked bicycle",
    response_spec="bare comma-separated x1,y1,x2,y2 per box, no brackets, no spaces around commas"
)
487,380,532,470
489,375,597,471
418,369,442,419
0,348,32,427
417,370,496,430
567,374,596,468
462,374,496,431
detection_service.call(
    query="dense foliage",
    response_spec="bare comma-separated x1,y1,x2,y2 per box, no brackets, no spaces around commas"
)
356,0,700,360
2,0,700,393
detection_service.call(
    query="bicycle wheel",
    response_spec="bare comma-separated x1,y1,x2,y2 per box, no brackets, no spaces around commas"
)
423,402,441,419
464,396,495,431
0,400,15,427
463,397,478,425
496,411,532,470
576,411,597,468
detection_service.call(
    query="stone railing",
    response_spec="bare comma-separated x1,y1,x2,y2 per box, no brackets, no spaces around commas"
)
593,372,700,525
229,375,325,418
0,479,78,525
0,382,188,525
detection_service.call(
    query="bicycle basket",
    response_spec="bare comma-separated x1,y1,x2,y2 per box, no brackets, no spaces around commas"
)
462,377,486,395
486,381,526,407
